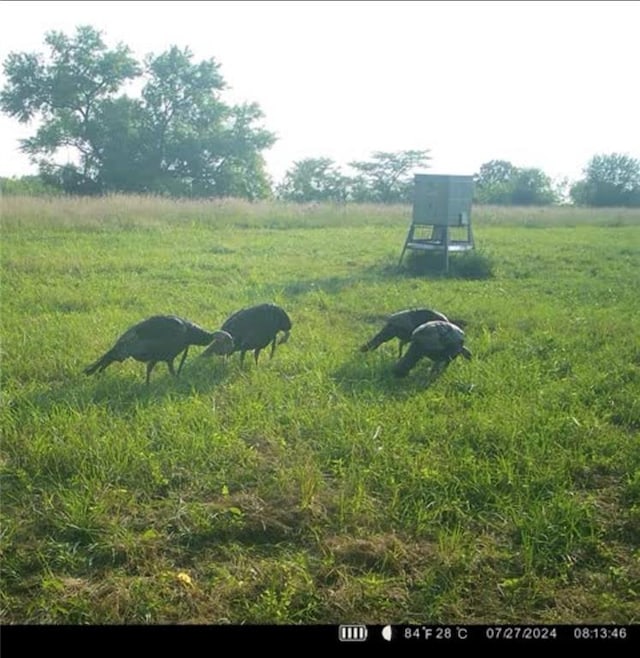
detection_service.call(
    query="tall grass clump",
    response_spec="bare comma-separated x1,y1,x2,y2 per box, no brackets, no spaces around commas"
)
403,249,495,279
0,194,410,231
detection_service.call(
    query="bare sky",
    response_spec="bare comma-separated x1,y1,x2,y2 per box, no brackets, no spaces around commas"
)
1,0,638,185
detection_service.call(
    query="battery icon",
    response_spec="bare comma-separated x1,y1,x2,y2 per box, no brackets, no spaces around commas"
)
339,625,368,642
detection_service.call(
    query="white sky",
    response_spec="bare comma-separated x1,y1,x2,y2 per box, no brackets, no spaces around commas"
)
0,0,638,185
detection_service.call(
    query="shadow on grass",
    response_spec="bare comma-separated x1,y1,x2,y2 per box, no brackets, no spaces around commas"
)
215,253,493,314
252,274,360,303
11,355,237,417
167,491,323,553
331,350,454,399
255,250,493,303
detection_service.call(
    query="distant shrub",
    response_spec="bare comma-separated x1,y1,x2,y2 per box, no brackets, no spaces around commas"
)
0,176,62,197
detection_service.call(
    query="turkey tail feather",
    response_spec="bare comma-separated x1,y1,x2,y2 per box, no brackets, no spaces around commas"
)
360,330,386,353
83,350,117,376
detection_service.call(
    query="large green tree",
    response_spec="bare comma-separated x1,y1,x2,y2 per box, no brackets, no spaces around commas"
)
1,26,140,194
474,159,558,205
1,26,275,198
570,153,640,207
511,167,557,205
474,159,517,204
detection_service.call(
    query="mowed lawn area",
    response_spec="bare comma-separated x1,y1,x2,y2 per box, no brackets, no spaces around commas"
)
1,196,639,624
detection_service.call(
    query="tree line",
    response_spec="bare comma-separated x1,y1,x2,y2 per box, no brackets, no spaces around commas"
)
2,25,639,207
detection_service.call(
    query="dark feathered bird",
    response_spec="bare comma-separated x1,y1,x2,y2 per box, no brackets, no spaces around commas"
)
83,315,234,385
360,308,449,357
392,320,472,380
200,303,292,365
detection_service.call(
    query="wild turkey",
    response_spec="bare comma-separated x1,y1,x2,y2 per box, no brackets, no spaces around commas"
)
360,308,449,357
200,303,292,365
83,315,234,385
392,320,472,380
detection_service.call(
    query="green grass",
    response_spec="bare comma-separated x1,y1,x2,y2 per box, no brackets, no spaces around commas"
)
1,196,639,624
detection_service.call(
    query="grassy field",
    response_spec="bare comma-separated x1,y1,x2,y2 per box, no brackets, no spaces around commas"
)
1,195,639,625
